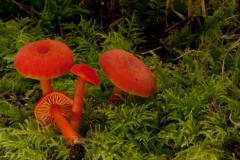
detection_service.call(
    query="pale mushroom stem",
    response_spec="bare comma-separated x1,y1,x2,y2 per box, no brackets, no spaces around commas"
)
40,79,53,95
50,104,80,145
70,78,86,132
109,85,124,103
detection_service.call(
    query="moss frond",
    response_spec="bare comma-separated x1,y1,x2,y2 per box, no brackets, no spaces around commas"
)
0,118,70,160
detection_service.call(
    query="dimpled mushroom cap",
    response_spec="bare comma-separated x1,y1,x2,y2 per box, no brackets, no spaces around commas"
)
34,91,73,126
98,49,156,97
14,40,74,80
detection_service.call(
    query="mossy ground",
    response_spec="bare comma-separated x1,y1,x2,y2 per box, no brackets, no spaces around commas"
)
1,0,240,159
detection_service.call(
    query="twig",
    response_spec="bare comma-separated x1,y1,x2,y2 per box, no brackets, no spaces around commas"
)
222,37,240,74
229,111,240,127
221,34,240,40
141,46,162,55
172,50,196,61
0,90,12,97
209,97,222,114
11,0,37,23
227,78,240,93
84,117,96,125
165,0,173,16
201,0,207,17
172,6,185,20
59,20,66,41
188,0,193,18
165,15,193,33
194,52,208,77
50,153,56,160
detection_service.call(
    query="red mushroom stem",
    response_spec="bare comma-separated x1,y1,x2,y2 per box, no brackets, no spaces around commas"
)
70,78,86,132
109,85,124,103
40,79,53,95
50,104,80,145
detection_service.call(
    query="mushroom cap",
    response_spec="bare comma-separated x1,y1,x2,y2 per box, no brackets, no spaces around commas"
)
34,91,73,126
70,64,99,86
98,49,156,97
14,40,74,80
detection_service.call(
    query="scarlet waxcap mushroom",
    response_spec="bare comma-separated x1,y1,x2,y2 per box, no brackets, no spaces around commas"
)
34,91,85,159
98,49,156,102
70,64,99,86
70,64,99,131
34,91,73,127
14,40,74,95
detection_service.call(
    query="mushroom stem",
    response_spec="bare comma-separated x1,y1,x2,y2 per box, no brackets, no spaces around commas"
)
50,104,80,145
70,78,87,132
109,85,124,103
40,79,53,95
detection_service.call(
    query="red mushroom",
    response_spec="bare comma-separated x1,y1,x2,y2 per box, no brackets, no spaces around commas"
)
34,91,85,159
98,49,156,103
14,40,74,95
69,64,99,132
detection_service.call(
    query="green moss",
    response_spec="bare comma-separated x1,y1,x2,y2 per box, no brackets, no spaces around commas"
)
0,0,240,159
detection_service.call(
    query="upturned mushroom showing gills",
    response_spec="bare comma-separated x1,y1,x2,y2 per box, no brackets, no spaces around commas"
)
70,64,99,132
14,40,74,95
98,49,156,103
34,91,85,160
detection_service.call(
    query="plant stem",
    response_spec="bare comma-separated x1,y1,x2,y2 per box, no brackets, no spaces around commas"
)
109,85,124,103
40,79,52,95
50,104,79,145
188,0,193,18
70,78,86,132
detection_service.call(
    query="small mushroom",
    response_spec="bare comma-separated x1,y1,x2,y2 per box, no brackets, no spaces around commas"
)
70,64,99,132
14,40,74,95
34,91,85,160
98,49,156,103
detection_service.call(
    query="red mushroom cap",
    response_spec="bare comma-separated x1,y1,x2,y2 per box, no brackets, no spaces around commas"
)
98,49,156,97
34,91,73,126
14,40,74,80
70,64,99,86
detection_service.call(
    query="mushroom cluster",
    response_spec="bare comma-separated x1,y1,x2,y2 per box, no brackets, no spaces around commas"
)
14,40,156,160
